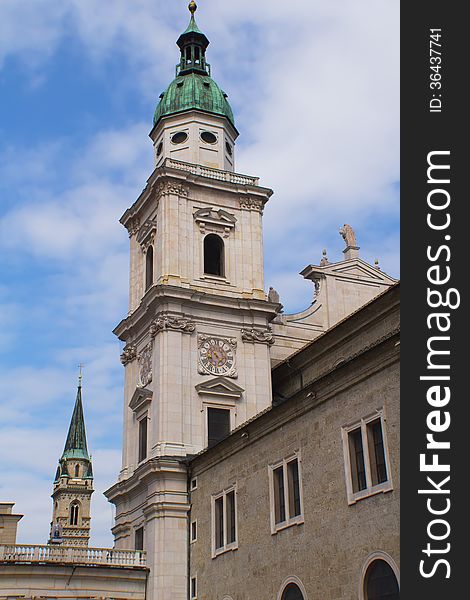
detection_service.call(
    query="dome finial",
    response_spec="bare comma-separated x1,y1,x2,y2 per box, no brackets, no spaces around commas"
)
188,1,197,15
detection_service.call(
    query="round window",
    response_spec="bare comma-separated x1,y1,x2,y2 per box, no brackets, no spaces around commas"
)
201,131,217,144
225,141,233,156
156,141,163,156
171,131,188,145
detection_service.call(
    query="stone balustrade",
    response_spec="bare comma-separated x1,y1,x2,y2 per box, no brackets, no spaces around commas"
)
0,544,146,568
164,158,260,186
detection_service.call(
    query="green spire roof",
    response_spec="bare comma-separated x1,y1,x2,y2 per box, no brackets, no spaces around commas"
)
153,1,235,129
61,381,90,461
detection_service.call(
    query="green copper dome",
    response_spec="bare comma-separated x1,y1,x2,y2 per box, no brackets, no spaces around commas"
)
153,3,235,128
153,73,234,127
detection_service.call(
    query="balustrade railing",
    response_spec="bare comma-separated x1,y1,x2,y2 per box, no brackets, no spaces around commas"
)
0,544,146,567
164,158,259,186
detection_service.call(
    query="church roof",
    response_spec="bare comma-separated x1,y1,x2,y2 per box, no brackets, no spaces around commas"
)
61,382,90,461
153,2,235,128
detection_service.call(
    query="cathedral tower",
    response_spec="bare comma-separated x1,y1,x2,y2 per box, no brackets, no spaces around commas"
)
49,375,93,547
106,3,279,599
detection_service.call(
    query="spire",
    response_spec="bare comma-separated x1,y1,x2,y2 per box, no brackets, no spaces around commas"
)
176,1,210,76
61,374,90,461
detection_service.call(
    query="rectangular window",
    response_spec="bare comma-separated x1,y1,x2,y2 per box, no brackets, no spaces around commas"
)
191,520,197,543
212,486,238,557
190,576,197,600
269,454,304,534
342,411,393,504
207,407,231,448
135,527,144,551
138,417,148,463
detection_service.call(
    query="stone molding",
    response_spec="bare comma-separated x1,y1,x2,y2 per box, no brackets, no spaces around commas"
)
241,327,275,345
136,219,157,253
137,342,153,387
150,315,196,337
193,207,236,238
239,197,264,213
121,344,137,366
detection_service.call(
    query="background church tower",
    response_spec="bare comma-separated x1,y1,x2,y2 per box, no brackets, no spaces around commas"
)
49,374,93,547
106,3,280,598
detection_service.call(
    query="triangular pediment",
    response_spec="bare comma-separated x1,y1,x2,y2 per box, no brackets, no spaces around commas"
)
302,258,397,285
196,377,244,399
129,387,153,412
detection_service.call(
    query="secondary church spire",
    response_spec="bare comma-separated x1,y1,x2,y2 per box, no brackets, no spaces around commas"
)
49,374,94,546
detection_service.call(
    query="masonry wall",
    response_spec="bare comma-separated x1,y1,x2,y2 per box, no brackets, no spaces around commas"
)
189,288,400,600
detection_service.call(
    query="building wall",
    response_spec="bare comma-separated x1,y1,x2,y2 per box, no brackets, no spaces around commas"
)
189,287,400,600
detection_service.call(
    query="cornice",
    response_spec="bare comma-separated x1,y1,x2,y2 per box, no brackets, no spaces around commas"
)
113,285,279,341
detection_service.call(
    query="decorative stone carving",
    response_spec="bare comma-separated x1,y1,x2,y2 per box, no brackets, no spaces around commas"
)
125,215,141,238
320,249,330,266
156,181,189,198
268,287,280,304
137,219,158,252
120,344,137,366
150,315,196,337
138,342,153,387
193,207,236,238
239,197,264,212
198,334,237,378
339,224,357,247
241,327,275,345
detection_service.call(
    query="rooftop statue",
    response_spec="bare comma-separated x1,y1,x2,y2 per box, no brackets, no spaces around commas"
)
339,224,357,248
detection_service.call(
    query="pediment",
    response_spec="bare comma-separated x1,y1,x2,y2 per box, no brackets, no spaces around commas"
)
193,207,237,228
129,387,153,412
195,377,244,399
302,259,397,285
136,219,157,247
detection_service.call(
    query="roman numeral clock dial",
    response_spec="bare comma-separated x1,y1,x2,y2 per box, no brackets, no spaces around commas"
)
197,335,237,378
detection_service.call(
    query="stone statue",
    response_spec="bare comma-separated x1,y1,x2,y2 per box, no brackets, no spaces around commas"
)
339,224,357,247
268,287,280,304
320,249,330,266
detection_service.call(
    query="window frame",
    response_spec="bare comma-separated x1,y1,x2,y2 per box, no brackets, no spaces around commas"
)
342,409,393,505
190,519,197,544
268,452,304,535
138,415,149,464
211,485,238,558
190,575,197,600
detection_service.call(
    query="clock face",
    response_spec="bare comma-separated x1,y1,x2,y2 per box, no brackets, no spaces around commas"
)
199,337,236,376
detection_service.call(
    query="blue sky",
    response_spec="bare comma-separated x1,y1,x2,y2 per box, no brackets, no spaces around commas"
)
0,0,399,547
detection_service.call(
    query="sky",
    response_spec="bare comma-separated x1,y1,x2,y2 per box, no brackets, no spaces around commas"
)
0,0,399,547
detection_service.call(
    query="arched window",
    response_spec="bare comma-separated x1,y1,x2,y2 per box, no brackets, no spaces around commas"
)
281,583,305,600
364,559,400,600
75,464,80,478
145,246,154,291
70,502,80,526
204,234,224,277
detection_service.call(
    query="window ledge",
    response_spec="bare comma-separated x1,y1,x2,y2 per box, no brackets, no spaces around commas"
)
347,481,393,505
200,274,231,285
271,516,304,535
212,543,238,559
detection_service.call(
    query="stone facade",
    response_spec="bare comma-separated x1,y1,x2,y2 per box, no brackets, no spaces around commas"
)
188,285,400,600
0,505,22,546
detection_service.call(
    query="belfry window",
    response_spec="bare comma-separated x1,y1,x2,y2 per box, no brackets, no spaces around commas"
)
70,502,80,526
204,234,225,277
145,246,154,291
74,464,80,478
138,417,148,463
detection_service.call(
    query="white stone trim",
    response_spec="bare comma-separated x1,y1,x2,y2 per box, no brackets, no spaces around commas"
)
190,574,198,600
276,575,309,600
190,519,197,544
358,551,400,600
341,408,393,505
268,451,304,535
202,401,236,449
211,484,238,558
